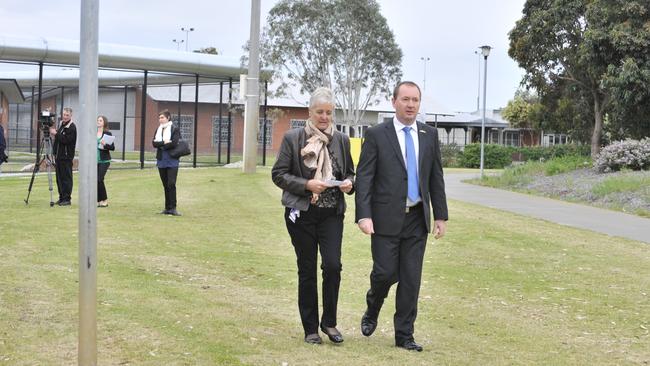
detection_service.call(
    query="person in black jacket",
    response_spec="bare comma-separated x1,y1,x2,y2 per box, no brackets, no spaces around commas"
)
152,109,181,216
97,115,115,207
0,124,8,167
50,107,77,206
355,81,448,352
271,87,355,345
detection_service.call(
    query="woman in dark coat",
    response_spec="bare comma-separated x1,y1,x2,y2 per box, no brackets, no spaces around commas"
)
271,87,355,344
152,109,181,216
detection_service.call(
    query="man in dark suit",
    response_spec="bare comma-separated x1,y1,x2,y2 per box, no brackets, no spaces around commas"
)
355,81,448,352
50,107,77,206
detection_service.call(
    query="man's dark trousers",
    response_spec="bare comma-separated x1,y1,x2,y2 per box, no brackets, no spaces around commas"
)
55,159,73,202
366,204,428,345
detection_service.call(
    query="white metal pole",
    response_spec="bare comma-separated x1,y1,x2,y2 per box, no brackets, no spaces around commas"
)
78,0,99,364
243,0,261,174
479,54,488,179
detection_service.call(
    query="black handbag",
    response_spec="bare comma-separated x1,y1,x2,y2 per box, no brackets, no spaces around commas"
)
168,140,191,158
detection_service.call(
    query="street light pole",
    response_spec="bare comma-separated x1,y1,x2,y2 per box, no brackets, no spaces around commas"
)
474,50,481,111
181,27,194,51
420,56,430,92
172,39,184,51
479,45,491,179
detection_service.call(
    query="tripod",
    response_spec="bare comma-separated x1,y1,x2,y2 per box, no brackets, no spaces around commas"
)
24,128,56,206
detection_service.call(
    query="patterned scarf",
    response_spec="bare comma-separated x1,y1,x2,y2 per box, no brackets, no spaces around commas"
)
301,119,334,202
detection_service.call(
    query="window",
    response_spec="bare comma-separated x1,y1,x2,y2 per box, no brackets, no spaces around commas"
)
504,131,520,147
543,133,569,147
258,118,272,146
173,114,194,146
212,115,232,146
290,119,306,129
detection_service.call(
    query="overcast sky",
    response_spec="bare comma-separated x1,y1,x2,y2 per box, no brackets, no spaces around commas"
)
1,0,527,112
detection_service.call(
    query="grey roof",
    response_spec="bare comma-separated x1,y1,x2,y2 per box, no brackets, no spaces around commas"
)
0,79,25,103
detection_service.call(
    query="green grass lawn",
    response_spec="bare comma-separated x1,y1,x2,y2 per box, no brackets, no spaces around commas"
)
0,150,276,173
0,168,648,365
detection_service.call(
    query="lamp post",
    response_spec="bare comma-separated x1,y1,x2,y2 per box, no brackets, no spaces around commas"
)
479,45,491,179
172,38,184,51
474,50,481,111
181,27,194,51
420,56,430,92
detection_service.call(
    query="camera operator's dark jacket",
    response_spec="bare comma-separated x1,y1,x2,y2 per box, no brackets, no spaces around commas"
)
54,121,77,161
0,125,7,164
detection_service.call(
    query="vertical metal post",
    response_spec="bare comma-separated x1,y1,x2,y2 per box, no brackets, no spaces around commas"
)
480,54,489,178
262,80,268,166
35,64,43,155
122,86,127,161
29,86,35,150
78,0,99,364
475,51,481,112
177,83,182,123
218,81,223,164
139,70,148,169
15,103,20,144
193,74,199,168
227,77,232,164
60,86,65,116
242,0,261,173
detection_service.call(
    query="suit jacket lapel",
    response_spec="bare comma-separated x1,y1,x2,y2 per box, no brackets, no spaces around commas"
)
417,122,430,177
383,122,406,171
297,128,308,178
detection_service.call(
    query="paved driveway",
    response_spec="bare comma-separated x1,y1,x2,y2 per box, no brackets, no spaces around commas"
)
444,173,650,244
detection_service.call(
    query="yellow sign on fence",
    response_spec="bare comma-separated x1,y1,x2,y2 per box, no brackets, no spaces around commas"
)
350,137,362,166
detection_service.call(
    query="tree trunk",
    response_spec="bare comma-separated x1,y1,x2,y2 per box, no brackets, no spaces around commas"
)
591,95,604,159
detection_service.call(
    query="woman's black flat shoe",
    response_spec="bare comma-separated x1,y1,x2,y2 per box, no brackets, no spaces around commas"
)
320,325,344,343
304,333,322,344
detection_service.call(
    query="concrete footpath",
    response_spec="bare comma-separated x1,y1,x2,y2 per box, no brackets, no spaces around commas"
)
444,173,650,244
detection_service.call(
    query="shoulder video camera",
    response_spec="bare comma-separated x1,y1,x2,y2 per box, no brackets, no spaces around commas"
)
39,110,57,131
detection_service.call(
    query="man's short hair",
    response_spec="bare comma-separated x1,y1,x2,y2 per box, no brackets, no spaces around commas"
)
63,107,73,114
392,81,422,100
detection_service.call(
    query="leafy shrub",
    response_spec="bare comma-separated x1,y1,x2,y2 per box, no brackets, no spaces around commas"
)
593,138,650,172
544,155,591,176
518,144,590,161
459,143,512,169
440,143,462,168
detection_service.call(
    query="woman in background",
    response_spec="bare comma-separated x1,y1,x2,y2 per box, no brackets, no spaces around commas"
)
97,115,114,207
152,109,181,216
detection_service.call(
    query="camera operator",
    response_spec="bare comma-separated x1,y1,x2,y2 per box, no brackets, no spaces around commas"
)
50,107,77,206
0,124,7,168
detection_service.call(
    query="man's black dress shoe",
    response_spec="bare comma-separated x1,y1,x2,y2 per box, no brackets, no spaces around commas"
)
397,340,423,352
58,200,71,206
360,312,377,337
167,209,182,216
304,333,322,344
159,210,169,214
320,325,344,343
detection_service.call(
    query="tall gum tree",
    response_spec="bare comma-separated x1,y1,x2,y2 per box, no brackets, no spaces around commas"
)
261,0,402,126
509,0,650,157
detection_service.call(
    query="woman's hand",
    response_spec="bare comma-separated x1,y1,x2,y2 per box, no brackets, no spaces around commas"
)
306,179,330,194
163,139,171,144
339,179,353,193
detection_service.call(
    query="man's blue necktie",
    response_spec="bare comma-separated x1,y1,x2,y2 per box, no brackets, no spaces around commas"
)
403,126,419,202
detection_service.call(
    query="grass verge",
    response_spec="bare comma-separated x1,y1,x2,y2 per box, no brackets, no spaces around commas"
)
0,168,648,365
